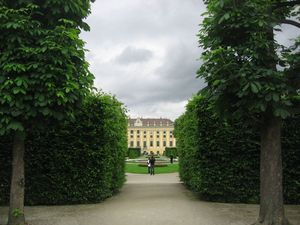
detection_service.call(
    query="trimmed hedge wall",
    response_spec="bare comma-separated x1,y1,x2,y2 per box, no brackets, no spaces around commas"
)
165,147,178,157
174,95,300,204
0,93,127,205
127,148,141,159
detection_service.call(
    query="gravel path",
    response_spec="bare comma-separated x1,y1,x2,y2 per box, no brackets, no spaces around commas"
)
0,173,299,225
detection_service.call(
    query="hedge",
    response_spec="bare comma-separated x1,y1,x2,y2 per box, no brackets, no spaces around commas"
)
174,95,300,204
127,148,141,159
164,147,178,157
0,93,127,205
138,164,168,167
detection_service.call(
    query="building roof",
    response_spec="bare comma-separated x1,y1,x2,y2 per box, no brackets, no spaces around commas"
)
128,118,174,127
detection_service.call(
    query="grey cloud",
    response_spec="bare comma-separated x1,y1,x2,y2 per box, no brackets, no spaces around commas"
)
80,0,207,119
81,0,204,44
92,42,205,107
115,46,153,64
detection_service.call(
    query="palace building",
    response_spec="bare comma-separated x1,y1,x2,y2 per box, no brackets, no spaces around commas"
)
128,118,176,154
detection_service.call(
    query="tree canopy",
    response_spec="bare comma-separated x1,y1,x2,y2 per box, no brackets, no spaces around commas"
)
0,3,94,134
198,0,300,120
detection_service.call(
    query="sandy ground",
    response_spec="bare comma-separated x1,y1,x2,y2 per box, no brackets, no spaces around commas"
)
0,173,299,225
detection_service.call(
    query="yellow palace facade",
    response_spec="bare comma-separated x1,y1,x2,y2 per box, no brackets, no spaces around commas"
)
128,118,176,154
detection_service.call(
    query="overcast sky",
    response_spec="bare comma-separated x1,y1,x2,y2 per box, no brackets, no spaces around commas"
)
80,1,299,121
80,0,206,121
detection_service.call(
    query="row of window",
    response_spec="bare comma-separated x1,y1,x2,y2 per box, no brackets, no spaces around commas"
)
129,134,173,139
129,123,171,127
130,140,173,148
130,130,173,135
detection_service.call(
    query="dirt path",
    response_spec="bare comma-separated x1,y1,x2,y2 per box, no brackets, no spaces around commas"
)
0,173,299,225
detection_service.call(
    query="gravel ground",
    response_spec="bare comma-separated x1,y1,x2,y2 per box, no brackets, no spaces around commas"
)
0,173,299,225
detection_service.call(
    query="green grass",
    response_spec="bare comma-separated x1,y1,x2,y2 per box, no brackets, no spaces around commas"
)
125,163,179,174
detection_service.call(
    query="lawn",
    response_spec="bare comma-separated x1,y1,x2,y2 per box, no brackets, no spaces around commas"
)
125,163,179,174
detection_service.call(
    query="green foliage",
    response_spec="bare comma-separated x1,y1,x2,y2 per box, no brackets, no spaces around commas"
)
198,0,299,119
175,95,300,203
12,208,23,218
127,148,141,159
174,95,203,194
0,3,94,135
1,0,95,31
164,147,177,157
0,93,127,205
282,116,300,204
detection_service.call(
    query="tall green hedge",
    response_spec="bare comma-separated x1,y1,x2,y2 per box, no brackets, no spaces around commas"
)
174,95,299,204
127,148,141,159
0,93,127,205
165,147,178,158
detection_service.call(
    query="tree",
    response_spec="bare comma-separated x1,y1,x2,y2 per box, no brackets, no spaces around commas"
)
0,1,94,224
197,0,299,225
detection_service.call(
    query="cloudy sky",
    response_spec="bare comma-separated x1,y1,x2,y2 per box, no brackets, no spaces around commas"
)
80,0,206,120
80,1,299,121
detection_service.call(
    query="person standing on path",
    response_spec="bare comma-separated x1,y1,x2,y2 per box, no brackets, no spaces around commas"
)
147,157,151,174
149,155,155,175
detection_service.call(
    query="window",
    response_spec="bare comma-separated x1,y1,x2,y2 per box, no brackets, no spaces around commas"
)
130,141,134,147
150,135,153,138
163,135,166,138
144,135,146,138
170,141,173,147
137,135,140,138
137,141,140,147
170,135,173,138
130,135,133,138
170,131,173,134
157,141,160,147
130,130,134,134
143,141,147,147
163,141,166,147
137,130,140,134
157,135,159,138
163,131,166,134
150,141,153,147
156,131,159,134
144,131,147,134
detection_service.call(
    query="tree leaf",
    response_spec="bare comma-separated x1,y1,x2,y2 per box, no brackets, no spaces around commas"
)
7,121,24,131
250,83,258,93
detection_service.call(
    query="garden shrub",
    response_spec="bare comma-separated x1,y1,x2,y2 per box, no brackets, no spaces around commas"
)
138,164,168,167
282,116,300,204
127,148,141,159
174,95,299,204
0,93,127,205
165,147,177,157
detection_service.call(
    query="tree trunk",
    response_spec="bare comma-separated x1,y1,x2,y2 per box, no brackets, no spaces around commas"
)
8,131,25,225
252,113,290,225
